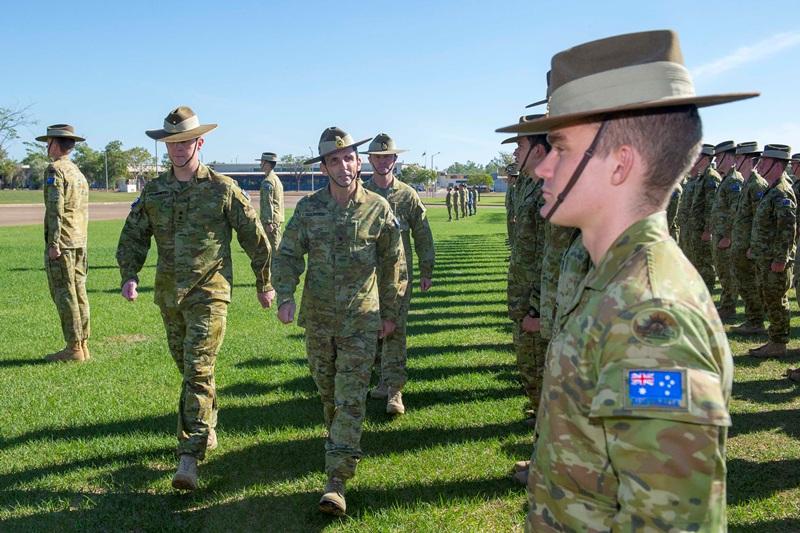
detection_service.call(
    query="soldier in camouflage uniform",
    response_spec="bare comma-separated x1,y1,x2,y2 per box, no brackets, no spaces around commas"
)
496,30,747,530
730,142,767,334
445,185,454,221
676,162,703,259
504,164,519,242
689,144,721,291
363,133,435,415
709,140,742,319
257,152,284,260
116,106,275,491
787,154,800,380
453,182,461,220
749,144,796,358
458,183,468,218
272,127,407,516
38,124,91,363
666,182,682,240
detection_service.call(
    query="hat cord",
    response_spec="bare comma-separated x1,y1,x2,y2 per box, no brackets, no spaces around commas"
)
544,119,609,222
171,141,199,168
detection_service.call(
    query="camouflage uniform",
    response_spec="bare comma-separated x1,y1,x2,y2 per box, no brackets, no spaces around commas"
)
528,213,732,531
505,180,517,243
259,169,284,259
731,170,768,327
710,168,744,314
750,173,796,344
116,163,272,460
539,224,580,341
445,188,454,220
459,185,467,218
453,186,461,220
689,165,721,290
792,175,800,288
365,177,434,392
666,183,682,241
676,173,697,259
272,182,407,480
44,155,90,344
507,175,547,409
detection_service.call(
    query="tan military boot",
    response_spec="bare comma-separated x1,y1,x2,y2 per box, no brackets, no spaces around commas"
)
386,388,405,415
206,428,217,451
750,342,787,358
369,379,388,399
45,342,85,363
513,460,530,472
319,476,346,516
172,454,198,490
81,340,91,361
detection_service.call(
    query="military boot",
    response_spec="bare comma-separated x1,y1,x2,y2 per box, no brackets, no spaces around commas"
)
369,379,388,399
749,342,787,358
717,307,737,320
45,342,85,363
172,454,198,491
386,388,405,415
319,476,346,516
512,468,529,485
206,428,217,451
731,322,766,335
81,340,91,361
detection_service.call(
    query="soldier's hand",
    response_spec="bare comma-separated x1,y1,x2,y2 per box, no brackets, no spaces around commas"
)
277,301,295,324
258,289,276,308
522,315,541,333
771,262,787,273
718,237,731,249
121,279,138,302
379,320,396,339
701,230,712,242
48,246,61,260
420,277,433,292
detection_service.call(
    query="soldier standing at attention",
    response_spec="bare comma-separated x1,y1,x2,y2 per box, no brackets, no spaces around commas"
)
453,181,461,220
116,106,275,491
675,149,710,259
257,152,284,260
690,144,721,292
748,144,796,359
459,183,468,218
38,124,91,363
787,154,800,381
710,140,743,319
445,185,454,221
497,29,749,530
730,142,767,334
505,164,519,242
273,127,407,516
363,133,435,415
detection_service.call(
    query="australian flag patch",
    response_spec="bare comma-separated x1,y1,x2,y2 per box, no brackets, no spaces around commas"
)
627,369,685,408
46,177,55,185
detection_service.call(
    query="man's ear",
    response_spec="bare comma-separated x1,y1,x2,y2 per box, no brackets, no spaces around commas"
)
610,144,635,186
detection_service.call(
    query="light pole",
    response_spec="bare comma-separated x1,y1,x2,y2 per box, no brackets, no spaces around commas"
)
430,152,441,195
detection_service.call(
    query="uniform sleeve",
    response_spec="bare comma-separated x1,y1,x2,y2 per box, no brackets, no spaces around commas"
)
227,184,272,292
116,195,153,286
773,192,797,263
721,182,741,237
45,166,65,248
259,180,273,224
376,211,408,323
272,206,308,305
702,177,719,232
409,196,435,279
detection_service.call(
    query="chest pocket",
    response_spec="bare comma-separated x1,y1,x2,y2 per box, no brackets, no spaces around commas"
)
146,191,174,231
349,219,376,263
391,202,410,231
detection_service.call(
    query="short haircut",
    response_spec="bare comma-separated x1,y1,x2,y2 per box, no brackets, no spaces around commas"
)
261,161,275,171
55,138,76,153
595,105,701,208
527,133,551,153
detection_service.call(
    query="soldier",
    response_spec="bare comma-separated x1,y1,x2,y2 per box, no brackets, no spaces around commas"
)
666,182,682,241
272,127,407,516
730,142,767,334
676,147,712,259
504,164,519,242
453,181,461,220
496,29,748,530
690,144,721,291
710,140,742,319
459,183,468,218
363,133,435,415
38,124,91,363
257,152,284,259
469,186,477,215
116,106,275,491
445,185,454,221
749,144,796,358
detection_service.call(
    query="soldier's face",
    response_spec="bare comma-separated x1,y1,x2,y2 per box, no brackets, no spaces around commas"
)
756,157,785,182
792,161,800,176
368,154,397,176
321,147,361,189
167,137,204,167
260,161,273,173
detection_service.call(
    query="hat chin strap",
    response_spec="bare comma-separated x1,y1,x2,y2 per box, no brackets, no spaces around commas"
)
544,120,609,222
171,141,199,168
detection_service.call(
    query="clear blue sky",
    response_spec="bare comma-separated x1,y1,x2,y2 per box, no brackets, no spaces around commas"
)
2,0,799,169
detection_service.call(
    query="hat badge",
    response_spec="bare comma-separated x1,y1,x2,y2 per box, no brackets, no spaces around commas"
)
335,137,345,148
381,142,388,150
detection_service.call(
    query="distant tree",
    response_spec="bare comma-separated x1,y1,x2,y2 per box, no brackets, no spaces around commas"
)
72,144,104,187
161,152,172,170
486,152,514,175
127,146,156,182
20,141,49,189
0,105,35,156
104,140,130,189
0,149,20,188
467,173,494,188
398,164,436,186
281,154,310,191
446,160,485,175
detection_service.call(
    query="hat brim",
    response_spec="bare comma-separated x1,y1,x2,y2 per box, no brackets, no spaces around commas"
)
360,149,408,155
304,138,371,164
501,135,526,145
146,124,217,142
496,92,759,134
36,134,85,142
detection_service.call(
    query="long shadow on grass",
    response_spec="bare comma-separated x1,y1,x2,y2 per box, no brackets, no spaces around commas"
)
729,408,800,439
727,457,800,505
407,321,507,336
729,351,800,368
0,357,48,368
732,377,800,404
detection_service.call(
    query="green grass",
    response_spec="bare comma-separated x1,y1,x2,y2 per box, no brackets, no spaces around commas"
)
0,190,138,204
423,192,507,207
0,209,798,531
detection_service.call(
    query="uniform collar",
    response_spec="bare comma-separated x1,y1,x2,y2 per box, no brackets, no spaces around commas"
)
323,178,367,208
586,212,670,291
165,162,211,189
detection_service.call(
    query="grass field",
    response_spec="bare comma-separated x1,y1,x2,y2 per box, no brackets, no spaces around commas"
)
422,192,506,207
0,208,798,532
0,190,139,204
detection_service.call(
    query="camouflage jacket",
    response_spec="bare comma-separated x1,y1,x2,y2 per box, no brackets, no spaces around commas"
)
666,183,682,240
506,180,517,241
528,213,732,532
750,173,797,264
365,176,435,280
445,189,453,206
116,163,272,307
689,166,722,234
552,232,591,337
43,156,89,250
675,174,697,246
730,170,768,252
272,181,407,336
507,175,545,320
259,170,284,225
539,223,580,340
711,168,744,239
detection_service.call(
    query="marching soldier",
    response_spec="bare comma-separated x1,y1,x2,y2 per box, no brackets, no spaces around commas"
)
257,152,285,259
445,185,454,221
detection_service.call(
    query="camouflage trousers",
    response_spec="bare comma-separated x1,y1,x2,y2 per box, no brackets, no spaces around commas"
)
45,247,90,344
732,248,765,325
512,320,547,411
374,285,412,390
756,263,793,343
446,204,453,220
678,226,694,263
266,225,282,265
306,332,378,481
690,233,716,291
712,240,738,312
159,299,227,460
461,202,467,218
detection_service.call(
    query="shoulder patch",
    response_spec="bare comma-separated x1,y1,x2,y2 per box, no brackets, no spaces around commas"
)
131,197,141,209
671,190,679,198
627,369,686,408
631,308,682,347
707,181,718,189
46,177,55,185
781,198,792,207
756,191,765,199
731,183,741,192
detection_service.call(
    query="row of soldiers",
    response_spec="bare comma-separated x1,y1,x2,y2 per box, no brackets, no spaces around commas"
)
444,183,479,220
